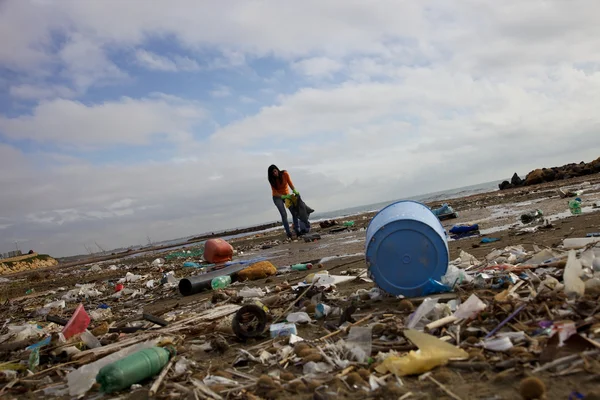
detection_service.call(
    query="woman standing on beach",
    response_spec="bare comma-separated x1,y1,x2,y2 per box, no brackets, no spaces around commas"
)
268,165,300,239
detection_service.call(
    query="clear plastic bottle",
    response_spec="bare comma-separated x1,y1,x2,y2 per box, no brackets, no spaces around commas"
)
211,275,231,290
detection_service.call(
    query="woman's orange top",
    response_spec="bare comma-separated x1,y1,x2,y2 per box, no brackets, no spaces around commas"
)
271,171,294,197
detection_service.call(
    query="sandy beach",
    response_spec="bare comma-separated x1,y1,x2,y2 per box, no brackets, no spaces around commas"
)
2,174,600,399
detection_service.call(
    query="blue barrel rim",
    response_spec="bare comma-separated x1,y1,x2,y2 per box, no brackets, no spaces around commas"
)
365,200,449,297
365,199,444,238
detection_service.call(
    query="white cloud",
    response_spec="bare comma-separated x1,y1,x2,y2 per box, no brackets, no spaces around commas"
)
210,85,232,98
58,33,128,90
292,57,344,78
3,0,600,257
9,84,77,100
0,95,207,147
239,96,256,104
135,49,200,72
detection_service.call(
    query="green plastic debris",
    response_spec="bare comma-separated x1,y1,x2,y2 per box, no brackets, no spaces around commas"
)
165,247,204,260
343,221,355,227
96,346,175,393
28,348,40,372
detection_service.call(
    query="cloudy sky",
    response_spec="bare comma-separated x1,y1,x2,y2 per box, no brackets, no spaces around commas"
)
1,0,600,257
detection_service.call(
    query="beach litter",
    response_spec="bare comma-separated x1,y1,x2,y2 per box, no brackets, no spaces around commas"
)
3,211,600,399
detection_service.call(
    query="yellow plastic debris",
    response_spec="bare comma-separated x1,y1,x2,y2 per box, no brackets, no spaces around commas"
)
375,329,469,376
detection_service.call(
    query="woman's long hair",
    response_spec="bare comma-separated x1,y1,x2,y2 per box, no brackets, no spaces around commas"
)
268,164,284,187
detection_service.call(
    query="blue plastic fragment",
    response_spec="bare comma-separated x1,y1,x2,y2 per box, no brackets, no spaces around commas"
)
183,262,203,268
26,335,51,351
480,237,500,244
421,278,452,296
450,224,480,234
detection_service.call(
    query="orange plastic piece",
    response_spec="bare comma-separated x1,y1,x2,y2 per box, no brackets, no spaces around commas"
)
375,329,469,376
204,239,234,263
62,303,91,340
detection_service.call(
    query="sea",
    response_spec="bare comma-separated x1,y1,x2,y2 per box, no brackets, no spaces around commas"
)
311,179,502,221
142,179,502,250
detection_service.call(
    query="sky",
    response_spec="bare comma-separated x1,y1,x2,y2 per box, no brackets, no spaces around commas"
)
1,0,600,257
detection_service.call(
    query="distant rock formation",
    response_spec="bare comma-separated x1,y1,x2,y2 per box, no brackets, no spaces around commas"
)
499,157,600,190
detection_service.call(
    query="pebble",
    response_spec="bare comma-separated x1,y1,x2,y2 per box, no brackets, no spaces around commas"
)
398,299,415,312
280,371,295,381
519,377,546,400
302,353,323,363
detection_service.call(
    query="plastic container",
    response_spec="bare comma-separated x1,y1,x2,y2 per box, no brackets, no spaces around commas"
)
569,199,582,215
96,346,174,393
211,275,231,290
62,304,91,340
269,322,297,338
365,200,449,297
204,239,234,263
291,263,312,271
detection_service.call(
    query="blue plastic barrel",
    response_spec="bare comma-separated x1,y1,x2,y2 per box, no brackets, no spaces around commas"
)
365,200,449,297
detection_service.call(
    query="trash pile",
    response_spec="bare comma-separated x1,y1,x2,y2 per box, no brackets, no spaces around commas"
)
1,231,600,399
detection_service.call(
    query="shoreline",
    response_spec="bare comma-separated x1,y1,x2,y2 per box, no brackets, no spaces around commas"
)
45,172,600,270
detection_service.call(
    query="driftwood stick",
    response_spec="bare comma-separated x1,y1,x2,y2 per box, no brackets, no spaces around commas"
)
149,356,175,396
427,375,464,400
273,281,316,324
533,350,600,373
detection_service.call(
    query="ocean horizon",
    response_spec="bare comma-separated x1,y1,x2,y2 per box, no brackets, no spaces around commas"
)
155,179,502,246
62,178,503,259
310,178,502,221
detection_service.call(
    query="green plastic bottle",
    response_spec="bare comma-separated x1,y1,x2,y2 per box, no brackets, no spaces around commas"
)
569,199,582,215
96,346,175,393
211,275,231,290
291,263,313,271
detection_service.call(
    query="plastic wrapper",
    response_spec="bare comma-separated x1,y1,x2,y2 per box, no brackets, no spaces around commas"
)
442,265,473,286
375,329,468,376
239,287,265,298
482,337,513,352
62,284,102,301
0,324,44,344
286,312,311,324
406,297,438,329
89,308,113,321
80,330,101,349
43,300,66,310
564,250,585,297
454,294,486,320
119,272,144,283
303,361,333,375
345,326,372,363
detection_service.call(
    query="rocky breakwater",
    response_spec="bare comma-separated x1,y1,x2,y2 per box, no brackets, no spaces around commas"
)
0,253,58,275
499,157,600,190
